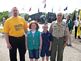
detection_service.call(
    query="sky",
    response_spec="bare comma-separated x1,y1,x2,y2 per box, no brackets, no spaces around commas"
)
0,0,81,15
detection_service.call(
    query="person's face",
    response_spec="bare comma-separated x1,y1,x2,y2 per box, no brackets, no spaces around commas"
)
43,25,48,32
31,23,37,30
12,7,18,17
57,13,63,22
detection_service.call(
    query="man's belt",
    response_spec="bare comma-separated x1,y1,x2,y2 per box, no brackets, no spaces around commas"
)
53,36,64,39
53,36,67,43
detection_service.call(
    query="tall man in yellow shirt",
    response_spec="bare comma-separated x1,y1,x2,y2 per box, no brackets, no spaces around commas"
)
4,7,28,61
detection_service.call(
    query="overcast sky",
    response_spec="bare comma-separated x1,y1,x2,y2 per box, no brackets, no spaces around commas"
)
0,0,81,14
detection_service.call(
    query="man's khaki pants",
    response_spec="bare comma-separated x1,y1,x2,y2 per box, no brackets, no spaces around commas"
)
50,37,65,61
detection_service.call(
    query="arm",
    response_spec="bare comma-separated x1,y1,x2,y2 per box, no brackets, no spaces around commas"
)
49,41,52,51
49,24,53,33
3,19,12,49
64,27,70,48
49,33,53,51
40,33,42,50
4,33,12,49
25,34,27,50
24,22,28,48
23,18,29,33
64,27,70,47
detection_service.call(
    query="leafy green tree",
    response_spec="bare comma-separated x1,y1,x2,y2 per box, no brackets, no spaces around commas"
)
0,11,9,22
24,14,29,21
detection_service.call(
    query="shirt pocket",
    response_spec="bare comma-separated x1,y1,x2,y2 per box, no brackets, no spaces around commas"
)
53,25,58,33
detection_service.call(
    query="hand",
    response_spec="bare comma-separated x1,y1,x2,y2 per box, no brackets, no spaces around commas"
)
26,45,28,50
64,43,66,48
7,43,12,49
39,46,42,50
49,47,51,51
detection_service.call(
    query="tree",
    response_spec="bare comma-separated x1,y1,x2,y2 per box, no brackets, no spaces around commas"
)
24,14,29,21
0,11,9,22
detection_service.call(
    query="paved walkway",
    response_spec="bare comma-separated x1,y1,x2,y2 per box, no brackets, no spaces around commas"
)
0,35,81,61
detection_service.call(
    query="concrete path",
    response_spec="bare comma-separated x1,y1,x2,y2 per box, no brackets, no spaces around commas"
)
0,35,81,61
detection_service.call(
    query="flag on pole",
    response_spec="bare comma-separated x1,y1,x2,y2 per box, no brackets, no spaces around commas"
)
29,8,31,12
64,6,68,11
52,8,53,13
44,3,46,8
38,8,40,13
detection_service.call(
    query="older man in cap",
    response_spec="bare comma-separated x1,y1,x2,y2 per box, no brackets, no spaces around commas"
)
49,12,69,61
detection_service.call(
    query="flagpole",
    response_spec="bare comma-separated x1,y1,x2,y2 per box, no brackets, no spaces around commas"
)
52,8,53,13
42,0,47,23
44,3,47,23
22,8,25,19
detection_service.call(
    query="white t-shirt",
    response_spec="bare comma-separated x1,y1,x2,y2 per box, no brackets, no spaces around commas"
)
74,20,79,27
31,30,36,37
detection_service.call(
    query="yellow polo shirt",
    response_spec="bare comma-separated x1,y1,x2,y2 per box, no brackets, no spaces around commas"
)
4,16,28,37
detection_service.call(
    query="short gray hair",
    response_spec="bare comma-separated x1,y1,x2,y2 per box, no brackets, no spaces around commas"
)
56,12,63,17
